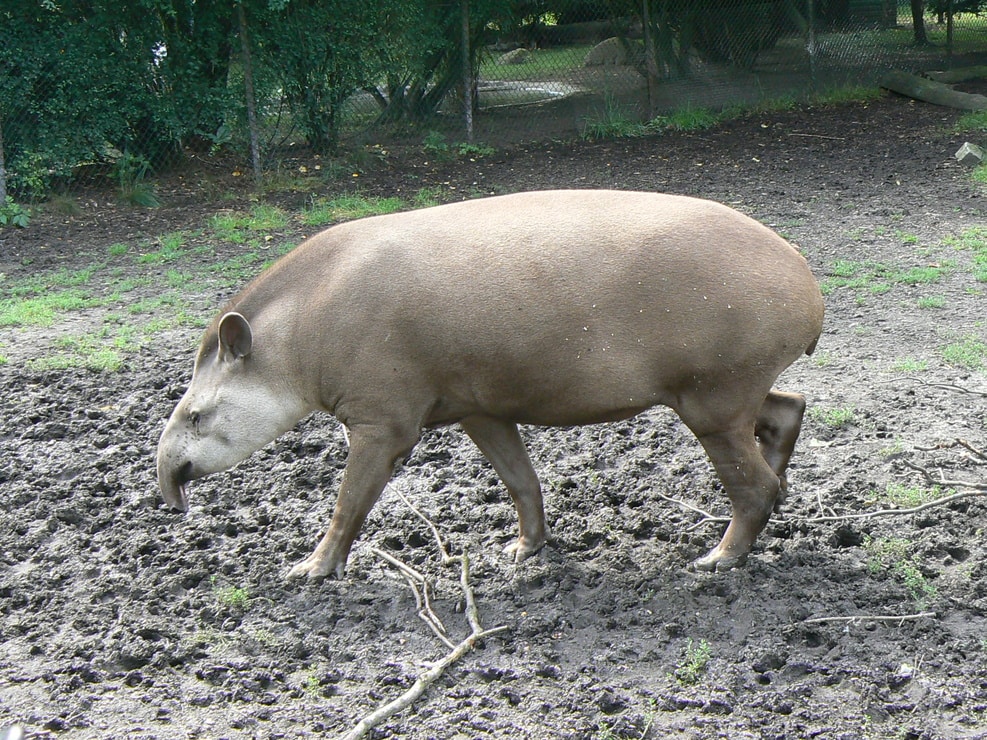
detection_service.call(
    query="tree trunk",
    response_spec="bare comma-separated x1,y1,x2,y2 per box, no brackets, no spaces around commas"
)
910,0,928,45
0,113,7,203
237,3,262,188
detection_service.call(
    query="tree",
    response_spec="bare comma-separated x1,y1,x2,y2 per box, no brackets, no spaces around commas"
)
911,0,929,45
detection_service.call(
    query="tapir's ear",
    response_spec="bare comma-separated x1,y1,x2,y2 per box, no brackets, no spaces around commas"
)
218,312,253,360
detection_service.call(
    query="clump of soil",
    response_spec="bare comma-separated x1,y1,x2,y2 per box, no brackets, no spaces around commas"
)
1,91,986,739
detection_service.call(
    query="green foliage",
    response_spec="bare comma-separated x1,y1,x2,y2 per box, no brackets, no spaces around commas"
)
810,405,855,429
941,336,987,370
116,153,159,208
582,96,655,140
864,536,937,605
0,197,31,228
301,194,404,226
674,639,712,685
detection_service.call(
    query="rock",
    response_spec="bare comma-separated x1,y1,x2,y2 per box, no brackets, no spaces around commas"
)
497,48,530,66
955,141,984,166
584,37,640,67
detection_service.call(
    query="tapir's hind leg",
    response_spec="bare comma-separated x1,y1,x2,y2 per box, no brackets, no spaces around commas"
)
460,415,547,562
755,390,807,509
676,394,782,573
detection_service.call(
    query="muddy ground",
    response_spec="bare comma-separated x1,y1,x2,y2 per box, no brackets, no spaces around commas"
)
1,89,987,739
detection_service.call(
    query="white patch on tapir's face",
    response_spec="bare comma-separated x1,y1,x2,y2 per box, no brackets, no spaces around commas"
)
157,311,310,511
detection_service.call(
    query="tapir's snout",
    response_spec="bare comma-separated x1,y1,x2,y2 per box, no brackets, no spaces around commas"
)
157,452,192,513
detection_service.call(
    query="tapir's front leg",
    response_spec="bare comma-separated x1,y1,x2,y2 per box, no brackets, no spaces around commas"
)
288,423,420,579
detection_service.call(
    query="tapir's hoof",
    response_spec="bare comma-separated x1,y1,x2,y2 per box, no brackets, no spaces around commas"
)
689,549,749,573
287,554,344,580
504,531,548,563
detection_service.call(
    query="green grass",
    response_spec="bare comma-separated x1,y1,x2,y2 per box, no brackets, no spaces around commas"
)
883,483,950,508
864,536,937,606
916,296,945,309
944,226,987,282
301,194,405,227
942,336,987,370
137,231,189,264
479,45,592,81
674,639,712,686
210,204,289,243
820,259,947,296
955,110,987,133
891,357,928,373
810,405,855,429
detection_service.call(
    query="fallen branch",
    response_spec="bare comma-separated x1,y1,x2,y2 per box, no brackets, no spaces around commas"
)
657,493,729,529
896,377,987,398
339,486,508,740
801,611,936,626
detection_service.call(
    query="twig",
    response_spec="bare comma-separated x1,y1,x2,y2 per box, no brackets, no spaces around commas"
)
341,485,508,740
370,547,453,648
893,376,987,397
657,493,729,529
805,487,985,523
789,132,846,140
337,622,509,740
901,460,987,492
801,611,936,626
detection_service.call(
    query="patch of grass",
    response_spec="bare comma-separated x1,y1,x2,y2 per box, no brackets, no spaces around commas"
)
883,483,949,508
214,583,250,610
916,295,945,309
582,95,655,140
813,85,883,105
891,357,928,373
820,259,947,295
864,536,937,606
653,105,720,132
674,639,712,686
107,242,129,258
0,289,104,327
210,204,288,243
809,405,855,429
955,110,987,133
138,231,189,264
301,194,405,227
942,336,987,370
944,226,987,282
412,186,443,209
28,331,128,372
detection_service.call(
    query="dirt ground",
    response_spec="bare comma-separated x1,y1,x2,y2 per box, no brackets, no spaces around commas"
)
1,88,987,740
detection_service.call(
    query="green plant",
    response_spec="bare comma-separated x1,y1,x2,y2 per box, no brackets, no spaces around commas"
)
214,582,250,609
0,197,31,228
891,357,928,373
955,110,987,133
814,85,883,105
456,141,495,158
653,105,720,132
137,231,188,264
582,95,654,140
916,296,945,309
674,638,712,685
883,483,948,508
301,194,405,226
810,405,855,429
116,152,160,208
864,536,937,605
107,243,129,258
942,336,987,370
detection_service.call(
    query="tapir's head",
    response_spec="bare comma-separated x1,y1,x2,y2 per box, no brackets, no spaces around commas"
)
157,311,309,511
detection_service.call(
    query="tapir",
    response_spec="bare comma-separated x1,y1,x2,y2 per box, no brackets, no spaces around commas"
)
157,189,824,580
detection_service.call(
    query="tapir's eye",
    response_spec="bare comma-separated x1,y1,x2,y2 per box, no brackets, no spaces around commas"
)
189,411,201,429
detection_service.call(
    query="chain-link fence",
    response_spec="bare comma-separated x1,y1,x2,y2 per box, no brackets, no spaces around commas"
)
1,1,985,203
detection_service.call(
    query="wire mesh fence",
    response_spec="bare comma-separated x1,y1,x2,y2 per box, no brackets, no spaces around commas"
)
1,0,985,204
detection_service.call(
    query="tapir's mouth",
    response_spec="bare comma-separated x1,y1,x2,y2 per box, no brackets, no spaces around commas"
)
159,461,193,512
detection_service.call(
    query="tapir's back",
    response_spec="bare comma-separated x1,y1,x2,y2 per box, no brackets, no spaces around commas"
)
242,190,824,424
